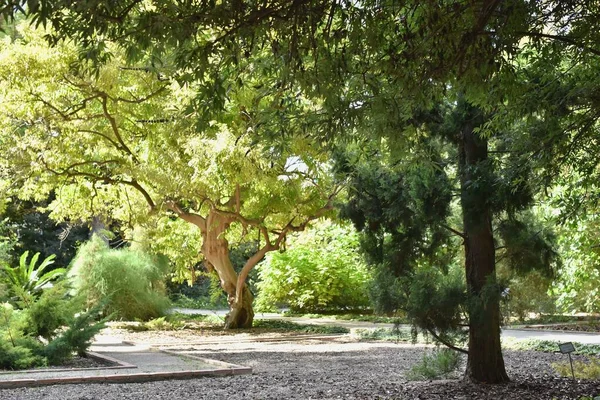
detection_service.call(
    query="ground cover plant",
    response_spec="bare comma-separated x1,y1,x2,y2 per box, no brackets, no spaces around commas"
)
118,314,350,335
405,348,462,381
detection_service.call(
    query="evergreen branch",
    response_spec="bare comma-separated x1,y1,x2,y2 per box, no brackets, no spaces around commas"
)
426,327,468,354
441,224,466,240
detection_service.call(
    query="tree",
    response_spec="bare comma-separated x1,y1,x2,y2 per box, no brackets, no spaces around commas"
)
0,25,338,328
3,0,600,383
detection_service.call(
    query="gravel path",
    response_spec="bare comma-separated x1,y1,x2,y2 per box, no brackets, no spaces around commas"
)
1,331,599,400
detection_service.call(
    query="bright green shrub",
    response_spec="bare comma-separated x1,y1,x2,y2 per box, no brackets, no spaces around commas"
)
255,221,370,313
0,339,44,370
70,236,171,321
0,248,106,370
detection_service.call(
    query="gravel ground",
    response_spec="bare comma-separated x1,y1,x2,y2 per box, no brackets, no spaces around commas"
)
1,329,599,400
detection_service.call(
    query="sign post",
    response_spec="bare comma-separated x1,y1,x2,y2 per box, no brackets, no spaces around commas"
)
559,342,576,381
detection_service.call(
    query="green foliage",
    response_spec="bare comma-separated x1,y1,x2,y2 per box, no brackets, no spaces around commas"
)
0,218,15,267
0,283,105,369
405,266,467,338
405,349,462,381
354,327,412,343
501,270,556,322
553,358,600,380
496,213,559,278
255,221,370,313
252,319,349,334
70,235,171,321
503,338,600,356
553,212,600,313
367,266,405,316
43,306,106,364
143,316,183,331
1,251,65,301
0,339,44,370
0,198,90,270
23,282,76,341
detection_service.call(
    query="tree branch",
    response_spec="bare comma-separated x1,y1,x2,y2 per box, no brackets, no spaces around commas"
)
426,328,468,354
99,93,139,163
441,224,466,240
164,201,207,231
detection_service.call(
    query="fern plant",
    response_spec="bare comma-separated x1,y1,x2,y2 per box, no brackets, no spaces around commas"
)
1,251,65,301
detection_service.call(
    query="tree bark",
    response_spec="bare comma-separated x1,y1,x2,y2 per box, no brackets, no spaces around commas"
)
200,210,255,329
459,103,510,383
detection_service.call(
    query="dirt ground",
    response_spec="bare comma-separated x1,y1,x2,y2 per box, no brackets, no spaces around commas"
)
2,328,600,399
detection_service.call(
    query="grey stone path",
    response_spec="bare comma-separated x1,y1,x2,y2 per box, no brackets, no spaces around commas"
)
0,340,250,389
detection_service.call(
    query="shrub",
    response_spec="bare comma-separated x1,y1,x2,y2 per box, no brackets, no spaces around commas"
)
553,357,600,380
498,269,556,322
0,282,104,370
70,236,171,321
43,305,106,365
255,221,371,313
405,348,461,380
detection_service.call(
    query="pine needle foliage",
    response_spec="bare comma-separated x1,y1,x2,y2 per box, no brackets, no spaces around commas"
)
43,305,106,365
0,282,105,370
70,235,171,321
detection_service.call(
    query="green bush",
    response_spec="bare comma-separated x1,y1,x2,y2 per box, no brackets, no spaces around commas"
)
405,348,461,380
0,280,105,370
43,306,106,365
24,283,76,340
255,221,371,313
498,269,556,322
70,236,171,321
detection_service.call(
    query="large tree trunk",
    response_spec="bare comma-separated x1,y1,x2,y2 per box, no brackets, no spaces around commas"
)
201,211,254,329
459,103,510,383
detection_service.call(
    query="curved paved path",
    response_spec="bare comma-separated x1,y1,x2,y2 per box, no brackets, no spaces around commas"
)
171,308,600,344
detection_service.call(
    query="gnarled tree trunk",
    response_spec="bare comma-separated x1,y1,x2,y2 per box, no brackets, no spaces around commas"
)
459,103,510,384
200,211,255,329
167,190,334,330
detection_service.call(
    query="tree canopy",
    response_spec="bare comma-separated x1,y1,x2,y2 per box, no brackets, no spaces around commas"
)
1,0,600,383
0,24,338,328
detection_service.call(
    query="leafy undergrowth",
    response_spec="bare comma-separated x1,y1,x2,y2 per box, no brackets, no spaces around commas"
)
116,314,350,335
405,348,462,380
513,314,600,326
283,311,407,324
503,338,600,356
553,357,600,380
354,327,414,343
